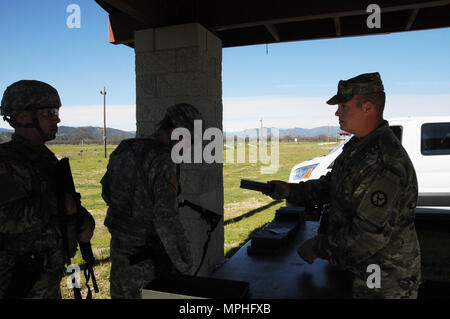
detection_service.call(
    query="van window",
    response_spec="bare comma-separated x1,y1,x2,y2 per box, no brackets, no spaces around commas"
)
389,125,403,142
327,136,352,169
328,135,352,155
421,123,450,155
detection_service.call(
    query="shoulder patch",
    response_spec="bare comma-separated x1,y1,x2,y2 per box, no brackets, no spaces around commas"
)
370,191,387,207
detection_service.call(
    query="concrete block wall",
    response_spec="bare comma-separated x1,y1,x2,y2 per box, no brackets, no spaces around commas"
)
134,23,224,276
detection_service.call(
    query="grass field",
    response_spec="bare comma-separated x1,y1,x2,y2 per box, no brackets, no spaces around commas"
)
48,142,450,299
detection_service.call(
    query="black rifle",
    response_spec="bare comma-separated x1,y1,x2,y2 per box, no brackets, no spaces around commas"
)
178,200,221,231
129,200,222,276
58,158,99,299
178,200,222,276
240,179,274,194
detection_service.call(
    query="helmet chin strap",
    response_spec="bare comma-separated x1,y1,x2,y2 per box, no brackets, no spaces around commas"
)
30,110,55,141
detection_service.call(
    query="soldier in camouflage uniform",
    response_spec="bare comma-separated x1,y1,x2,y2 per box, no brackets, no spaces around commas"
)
0,80,95,298
101,103,202,299
265,73,421,299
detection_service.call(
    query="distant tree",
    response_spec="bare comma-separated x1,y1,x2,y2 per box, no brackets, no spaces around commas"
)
315,134,328,142
109,136,127,144
70,128,93,144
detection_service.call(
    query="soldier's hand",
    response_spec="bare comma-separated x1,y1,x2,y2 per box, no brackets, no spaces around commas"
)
78,208,95,243
297,238,317,264
264,180,290,200
78,226,94,243
65,193,77,215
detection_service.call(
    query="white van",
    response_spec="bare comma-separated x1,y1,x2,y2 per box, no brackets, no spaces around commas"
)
288,116,450,208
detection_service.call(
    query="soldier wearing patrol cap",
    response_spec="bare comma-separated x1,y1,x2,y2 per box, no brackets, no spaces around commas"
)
0,80,95,298
264,73,422,299
101,103,203,299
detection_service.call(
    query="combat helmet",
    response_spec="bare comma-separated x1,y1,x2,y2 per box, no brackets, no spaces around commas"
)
1,80,61,118
1,80,61,140
166,103,203,134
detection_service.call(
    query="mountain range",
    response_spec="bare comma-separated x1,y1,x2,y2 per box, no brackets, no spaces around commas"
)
0,126,135,144
0,125,340,143
225,126,340,138
54,126,135,142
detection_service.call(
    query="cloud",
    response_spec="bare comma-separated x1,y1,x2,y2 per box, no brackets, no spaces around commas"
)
223,96,336,131
384,94,450,118
223,94,450,130
1,95,448,132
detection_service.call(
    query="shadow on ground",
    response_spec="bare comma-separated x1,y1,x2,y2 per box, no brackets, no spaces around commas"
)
224,200,282,226
224,200,283,259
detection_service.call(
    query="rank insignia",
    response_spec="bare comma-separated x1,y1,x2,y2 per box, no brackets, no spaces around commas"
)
371,191,387,207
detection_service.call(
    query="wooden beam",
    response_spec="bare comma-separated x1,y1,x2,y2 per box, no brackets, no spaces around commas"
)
102,0,150,24
101,0,171,26
265,24,280,41
108,12,147,44
406,8,420,30
208,0,450,31
100,0,200,28
95,0,450,48
334,17,341,36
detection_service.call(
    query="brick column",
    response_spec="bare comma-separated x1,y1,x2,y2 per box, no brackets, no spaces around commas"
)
134,23,224,275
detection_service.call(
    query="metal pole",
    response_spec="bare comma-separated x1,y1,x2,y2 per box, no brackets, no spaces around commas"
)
328,126,330,143
100,87,107,158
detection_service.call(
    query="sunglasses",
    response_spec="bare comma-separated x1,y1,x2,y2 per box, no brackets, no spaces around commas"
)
37,108,60,118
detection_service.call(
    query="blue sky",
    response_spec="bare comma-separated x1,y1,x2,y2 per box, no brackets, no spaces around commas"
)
1,0,449,131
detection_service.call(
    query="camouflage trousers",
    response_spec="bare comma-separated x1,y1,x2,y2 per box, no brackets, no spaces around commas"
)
0,262,62,299
25,272,62,299
352,276,419,299
109,235,156,299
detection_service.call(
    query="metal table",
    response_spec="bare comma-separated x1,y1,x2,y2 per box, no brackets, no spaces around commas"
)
212,221,353,299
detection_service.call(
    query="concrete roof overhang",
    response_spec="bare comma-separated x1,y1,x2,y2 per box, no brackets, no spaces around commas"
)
95,0,450,48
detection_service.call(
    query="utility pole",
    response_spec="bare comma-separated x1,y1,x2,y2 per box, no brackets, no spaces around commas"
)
100,87,107,158
259,118,263,143
328,125,330,143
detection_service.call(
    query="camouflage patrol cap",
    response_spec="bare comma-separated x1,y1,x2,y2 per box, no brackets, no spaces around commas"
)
326,72,384,105
0,80,62,117
166,103,202,132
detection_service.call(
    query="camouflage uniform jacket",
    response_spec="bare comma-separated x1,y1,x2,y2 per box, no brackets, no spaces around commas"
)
101,137,193,275
287,121,421,296
0,134,78,297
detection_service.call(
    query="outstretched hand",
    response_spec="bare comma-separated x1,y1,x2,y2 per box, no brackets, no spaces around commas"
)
263,180,291,200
